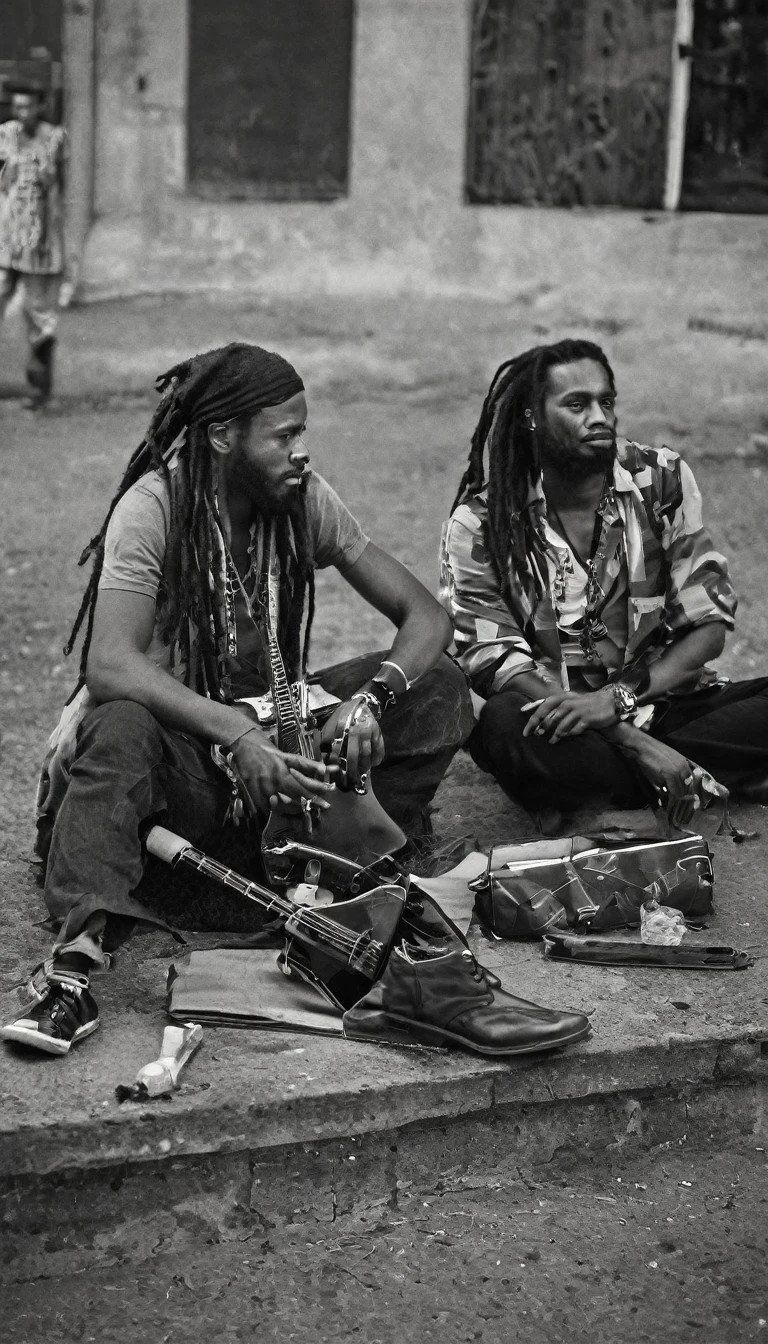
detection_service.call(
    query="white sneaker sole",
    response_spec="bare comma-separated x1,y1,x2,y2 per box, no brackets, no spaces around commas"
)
1,1017,99,1056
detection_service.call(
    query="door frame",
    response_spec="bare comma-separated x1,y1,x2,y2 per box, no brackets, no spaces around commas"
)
62,0,96,290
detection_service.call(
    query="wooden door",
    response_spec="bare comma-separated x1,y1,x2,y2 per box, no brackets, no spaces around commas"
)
466,0,678,208
680,0,768,212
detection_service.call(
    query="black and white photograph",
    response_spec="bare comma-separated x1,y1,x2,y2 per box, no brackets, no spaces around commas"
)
2,1,767,1339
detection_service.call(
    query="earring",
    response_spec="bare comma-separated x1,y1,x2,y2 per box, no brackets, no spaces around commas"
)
525,409,536,431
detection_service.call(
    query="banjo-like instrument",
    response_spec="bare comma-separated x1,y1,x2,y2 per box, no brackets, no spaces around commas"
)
146,824,406,1011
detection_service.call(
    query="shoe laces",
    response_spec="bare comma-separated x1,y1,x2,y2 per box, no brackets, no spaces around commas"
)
461,949,489,985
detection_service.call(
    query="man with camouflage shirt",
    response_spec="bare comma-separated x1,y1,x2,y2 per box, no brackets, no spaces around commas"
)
441,339,768,829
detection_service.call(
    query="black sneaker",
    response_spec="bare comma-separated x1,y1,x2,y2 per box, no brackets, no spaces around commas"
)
1,963,99,1056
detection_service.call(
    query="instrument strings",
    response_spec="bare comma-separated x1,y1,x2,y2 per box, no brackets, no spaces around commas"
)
187,850,382,960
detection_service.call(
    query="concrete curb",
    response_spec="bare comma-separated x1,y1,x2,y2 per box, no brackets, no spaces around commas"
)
2,1027,767,1284
3,1026,766,1179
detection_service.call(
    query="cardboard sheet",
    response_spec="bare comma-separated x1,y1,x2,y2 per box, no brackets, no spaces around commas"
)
167,948,344,1034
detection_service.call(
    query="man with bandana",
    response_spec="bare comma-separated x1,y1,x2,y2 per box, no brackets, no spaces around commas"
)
2,344,478,1056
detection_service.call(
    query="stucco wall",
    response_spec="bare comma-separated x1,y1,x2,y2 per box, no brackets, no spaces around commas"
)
81,0,768,325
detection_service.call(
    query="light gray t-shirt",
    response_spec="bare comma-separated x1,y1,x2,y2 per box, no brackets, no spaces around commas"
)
99,468,369,693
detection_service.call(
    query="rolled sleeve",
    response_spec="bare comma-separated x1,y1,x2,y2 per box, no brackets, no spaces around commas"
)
439,509,537,698
663,460,737,634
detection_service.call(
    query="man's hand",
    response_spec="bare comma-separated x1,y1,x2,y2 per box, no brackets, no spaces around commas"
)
619,734,700,829
521,689,618,742
319,699,384,789
231,729,337,815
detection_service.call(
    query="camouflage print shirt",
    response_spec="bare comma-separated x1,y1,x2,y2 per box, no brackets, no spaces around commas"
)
439,441,737,699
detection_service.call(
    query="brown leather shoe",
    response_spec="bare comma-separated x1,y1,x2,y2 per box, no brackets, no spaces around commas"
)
343,943,590,1056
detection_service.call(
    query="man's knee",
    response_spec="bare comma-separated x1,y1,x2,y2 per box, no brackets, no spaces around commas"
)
76,699,163,762
416,655,475,746
478,690,528,742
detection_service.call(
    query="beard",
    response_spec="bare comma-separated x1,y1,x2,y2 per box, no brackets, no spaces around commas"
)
539,429,617,481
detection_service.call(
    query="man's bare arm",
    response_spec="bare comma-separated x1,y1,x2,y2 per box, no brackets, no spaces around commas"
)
314,542,453,785
86,589,253,743
340,542,453,680
85,590,335,811
637,623,726,702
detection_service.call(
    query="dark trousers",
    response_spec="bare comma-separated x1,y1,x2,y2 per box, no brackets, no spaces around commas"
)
45,652,474,947
471,677,768,815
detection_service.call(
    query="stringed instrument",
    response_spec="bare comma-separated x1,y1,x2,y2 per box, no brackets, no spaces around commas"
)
146,825,406,1011
252,522,406,877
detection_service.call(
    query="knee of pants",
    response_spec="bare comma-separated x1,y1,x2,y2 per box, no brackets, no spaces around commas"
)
76,699,164,764
417,655,475,745
475,692,529,770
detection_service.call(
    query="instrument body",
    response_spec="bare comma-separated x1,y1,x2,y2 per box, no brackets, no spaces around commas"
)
146,825,406,1011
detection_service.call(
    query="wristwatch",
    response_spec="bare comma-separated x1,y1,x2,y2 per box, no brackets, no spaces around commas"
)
611,682,639,720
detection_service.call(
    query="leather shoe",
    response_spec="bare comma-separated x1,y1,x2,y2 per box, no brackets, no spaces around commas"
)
343,943,590,1056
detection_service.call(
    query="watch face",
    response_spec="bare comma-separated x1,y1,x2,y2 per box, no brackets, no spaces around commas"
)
615,685,637,716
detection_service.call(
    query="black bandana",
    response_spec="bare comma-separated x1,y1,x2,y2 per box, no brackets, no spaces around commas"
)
156,342,304,425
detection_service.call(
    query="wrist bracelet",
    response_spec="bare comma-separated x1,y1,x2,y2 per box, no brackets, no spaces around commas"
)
378,659,411,692
368,679,397,715
223,724,259,754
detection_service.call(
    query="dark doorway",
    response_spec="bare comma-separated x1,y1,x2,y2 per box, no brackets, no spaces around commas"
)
0,0,62,123
465,0,677,208
680,0,768,212
187,0,355,201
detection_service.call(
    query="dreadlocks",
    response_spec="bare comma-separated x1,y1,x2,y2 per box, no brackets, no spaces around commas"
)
452,338,616,608
64,343,314,699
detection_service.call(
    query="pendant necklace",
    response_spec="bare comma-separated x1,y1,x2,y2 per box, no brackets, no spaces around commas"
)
547,476,612,658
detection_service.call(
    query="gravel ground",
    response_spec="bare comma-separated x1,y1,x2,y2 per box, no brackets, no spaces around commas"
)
4,1143,767,1343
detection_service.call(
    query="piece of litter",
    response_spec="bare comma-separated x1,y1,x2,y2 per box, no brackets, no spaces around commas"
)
634,1183,647,1190
595,1196,617,1203
679,1180,692,1187
648,1261,658,1269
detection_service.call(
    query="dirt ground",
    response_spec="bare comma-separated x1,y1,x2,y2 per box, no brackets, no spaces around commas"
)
4,1143,768,1343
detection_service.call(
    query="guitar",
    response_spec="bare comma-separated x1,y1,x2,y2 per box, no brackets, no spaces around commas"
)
254,522,405,878
146,825,406,1011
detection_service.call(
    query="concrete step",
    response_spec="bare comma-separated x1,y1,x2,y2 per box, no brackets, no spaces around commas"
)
3,1022,766,1284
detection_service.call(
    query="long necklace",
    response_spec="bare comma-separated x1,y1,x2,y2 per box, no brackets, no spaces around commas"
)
222,519,267,658
547,477,613,659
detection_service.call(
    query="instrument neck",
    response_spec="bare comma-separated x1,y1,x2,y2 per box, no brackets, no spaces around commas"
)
173,845,378,961
263,521,308,756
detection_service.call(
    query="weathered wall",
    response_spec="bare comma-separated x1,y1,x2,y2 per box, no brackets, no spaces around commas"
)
80,0,768,325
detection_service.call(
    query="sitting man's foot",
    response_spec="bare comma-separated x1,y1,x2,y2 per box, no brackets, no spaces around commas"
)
1,961,99,1056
